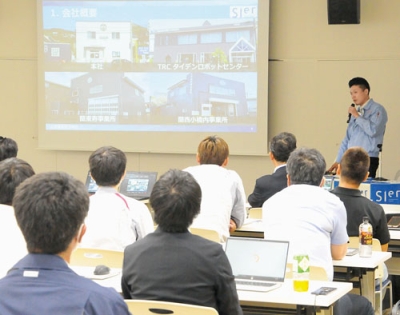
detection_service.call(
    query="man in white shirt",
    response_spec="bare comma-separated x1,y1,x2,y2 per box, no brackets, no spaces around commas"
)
81,146,153,251
0,157,35,277
184,136,246,242
263,147,373,315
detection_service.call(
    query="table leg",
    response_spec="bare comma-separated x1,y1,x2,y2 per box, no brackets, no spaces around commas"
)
360,269,376,309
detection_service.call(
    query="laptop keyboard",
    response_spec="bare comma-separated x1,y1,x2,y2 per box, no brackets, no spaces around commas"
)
236,280,275,287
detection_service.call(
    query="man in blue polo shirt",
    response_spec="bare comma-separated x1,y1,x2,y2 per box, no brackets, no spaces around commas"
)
0,172,130,315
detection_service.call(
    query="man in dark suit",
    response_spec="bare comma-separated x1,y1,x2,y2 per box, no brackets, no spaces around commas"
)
122,169,243,315
248,132,297,207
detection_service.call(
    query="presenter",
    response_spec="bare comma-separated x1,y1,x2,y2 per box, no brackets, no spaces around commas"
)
327,77,388,178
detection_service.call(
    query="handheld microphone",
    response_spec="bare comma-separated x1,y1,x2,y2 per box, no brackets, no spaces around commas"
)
347,103,355,123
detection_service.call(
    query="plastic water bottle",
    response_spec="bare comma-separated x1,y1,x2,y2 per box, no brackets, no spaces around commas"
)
292,253,310,292
359,216,373,257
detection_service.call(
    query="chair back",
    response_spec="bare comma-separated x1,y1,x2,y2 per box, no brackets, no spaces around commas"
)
70,247,124,268
286,263,328,281
190,227,220,243
124,300,218,315
348,236,382,251
248,207,262,219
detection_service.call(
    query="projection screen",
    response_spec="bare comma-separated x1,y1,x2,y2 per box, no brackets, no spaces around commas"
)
37,0,269,155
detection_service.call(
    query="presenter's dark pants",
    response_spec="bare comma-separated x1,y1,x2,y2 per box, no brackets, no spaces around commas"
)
369,157,379,178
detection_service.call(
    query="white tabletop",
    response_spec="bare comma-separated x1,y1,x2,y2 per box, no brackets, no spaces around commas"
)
70,266,122,292
240,219,263,231
238,279,352,308
332,251,391,269
72,266,351,310
382,204,400,214
389,229,400,240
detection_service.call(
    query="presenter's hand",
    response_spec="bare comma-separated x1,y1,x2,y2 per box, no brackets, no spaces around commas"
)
348,105,359,118
229,219,237,233
326,162,339,175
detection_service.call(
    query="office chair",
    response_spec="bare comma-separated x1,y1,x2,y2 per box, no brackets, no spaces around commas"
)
286,263,328,281
248,207,262,219
124,299,218,315
70,247,124,268
190,227,220,243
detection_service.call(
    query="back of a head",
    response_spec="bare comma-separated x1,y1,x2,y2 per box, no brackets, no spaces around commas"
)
270,132,297,162
13,172,89,254
0,137,18,162
287,147,326,186
197,135,229,166
348,77,370,94
340,147,369,185
89,146,126,186
0,158,35,205
150,169,201,233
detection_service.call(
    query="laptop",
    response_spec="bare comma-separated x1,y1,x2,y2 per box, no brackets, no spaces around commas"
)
84,171,99,195
225,237,289,292
119,171,158,200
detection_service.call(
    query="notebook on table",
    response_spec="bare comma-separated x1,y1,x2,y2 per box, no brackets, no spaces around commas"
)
224,237,289,292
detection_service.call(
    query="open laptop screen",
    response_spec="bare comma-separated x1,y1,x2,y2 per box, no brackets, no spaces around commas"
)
119,171,158,200
85,171,99,194
225,237,289,282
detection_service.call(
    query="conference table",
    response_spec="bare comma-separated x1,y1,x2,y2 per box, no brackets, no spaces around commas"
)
231,219,392,310
332,251,391,309
239,279,352,315
72,265,352,315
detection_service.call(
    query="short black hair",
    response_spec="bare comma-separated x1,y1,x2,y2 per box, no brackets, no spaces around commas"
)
89,146,126,186
0,158,35,205
340,147,370,184
13,172,89,254
270,132,297,162
150,169,201,233
0,137,18,161
349,77,370,94
287,147,326,186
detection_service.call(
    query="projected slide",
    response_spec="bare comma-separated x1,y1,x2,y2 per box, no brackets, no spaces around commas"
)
40,0,259,133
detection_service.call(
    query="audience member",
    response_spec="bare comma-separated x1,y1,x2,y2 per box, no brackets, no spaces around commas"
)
184,135,246,242
331,147,390,282
0,158,34,277
0,137,18,161
263,147,374,315
248,132,296,207
122,169,242,315
0,172,130,314
81,146,154,251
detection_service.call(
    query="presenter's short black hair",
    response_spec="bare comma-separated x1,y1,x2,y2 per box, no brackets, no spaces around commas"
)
349,77,370,94
150,169,201,233
0,158,35,205
0,137,18,161
89,146,126,186
13,172,89,254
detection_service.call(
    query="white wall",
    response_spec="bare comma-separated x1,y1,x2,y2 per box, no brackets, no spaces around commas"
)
1,0,399,195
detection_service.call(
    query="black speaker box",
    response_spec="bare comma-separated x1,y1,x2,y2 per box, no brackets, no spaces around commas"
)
327,0,360,24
